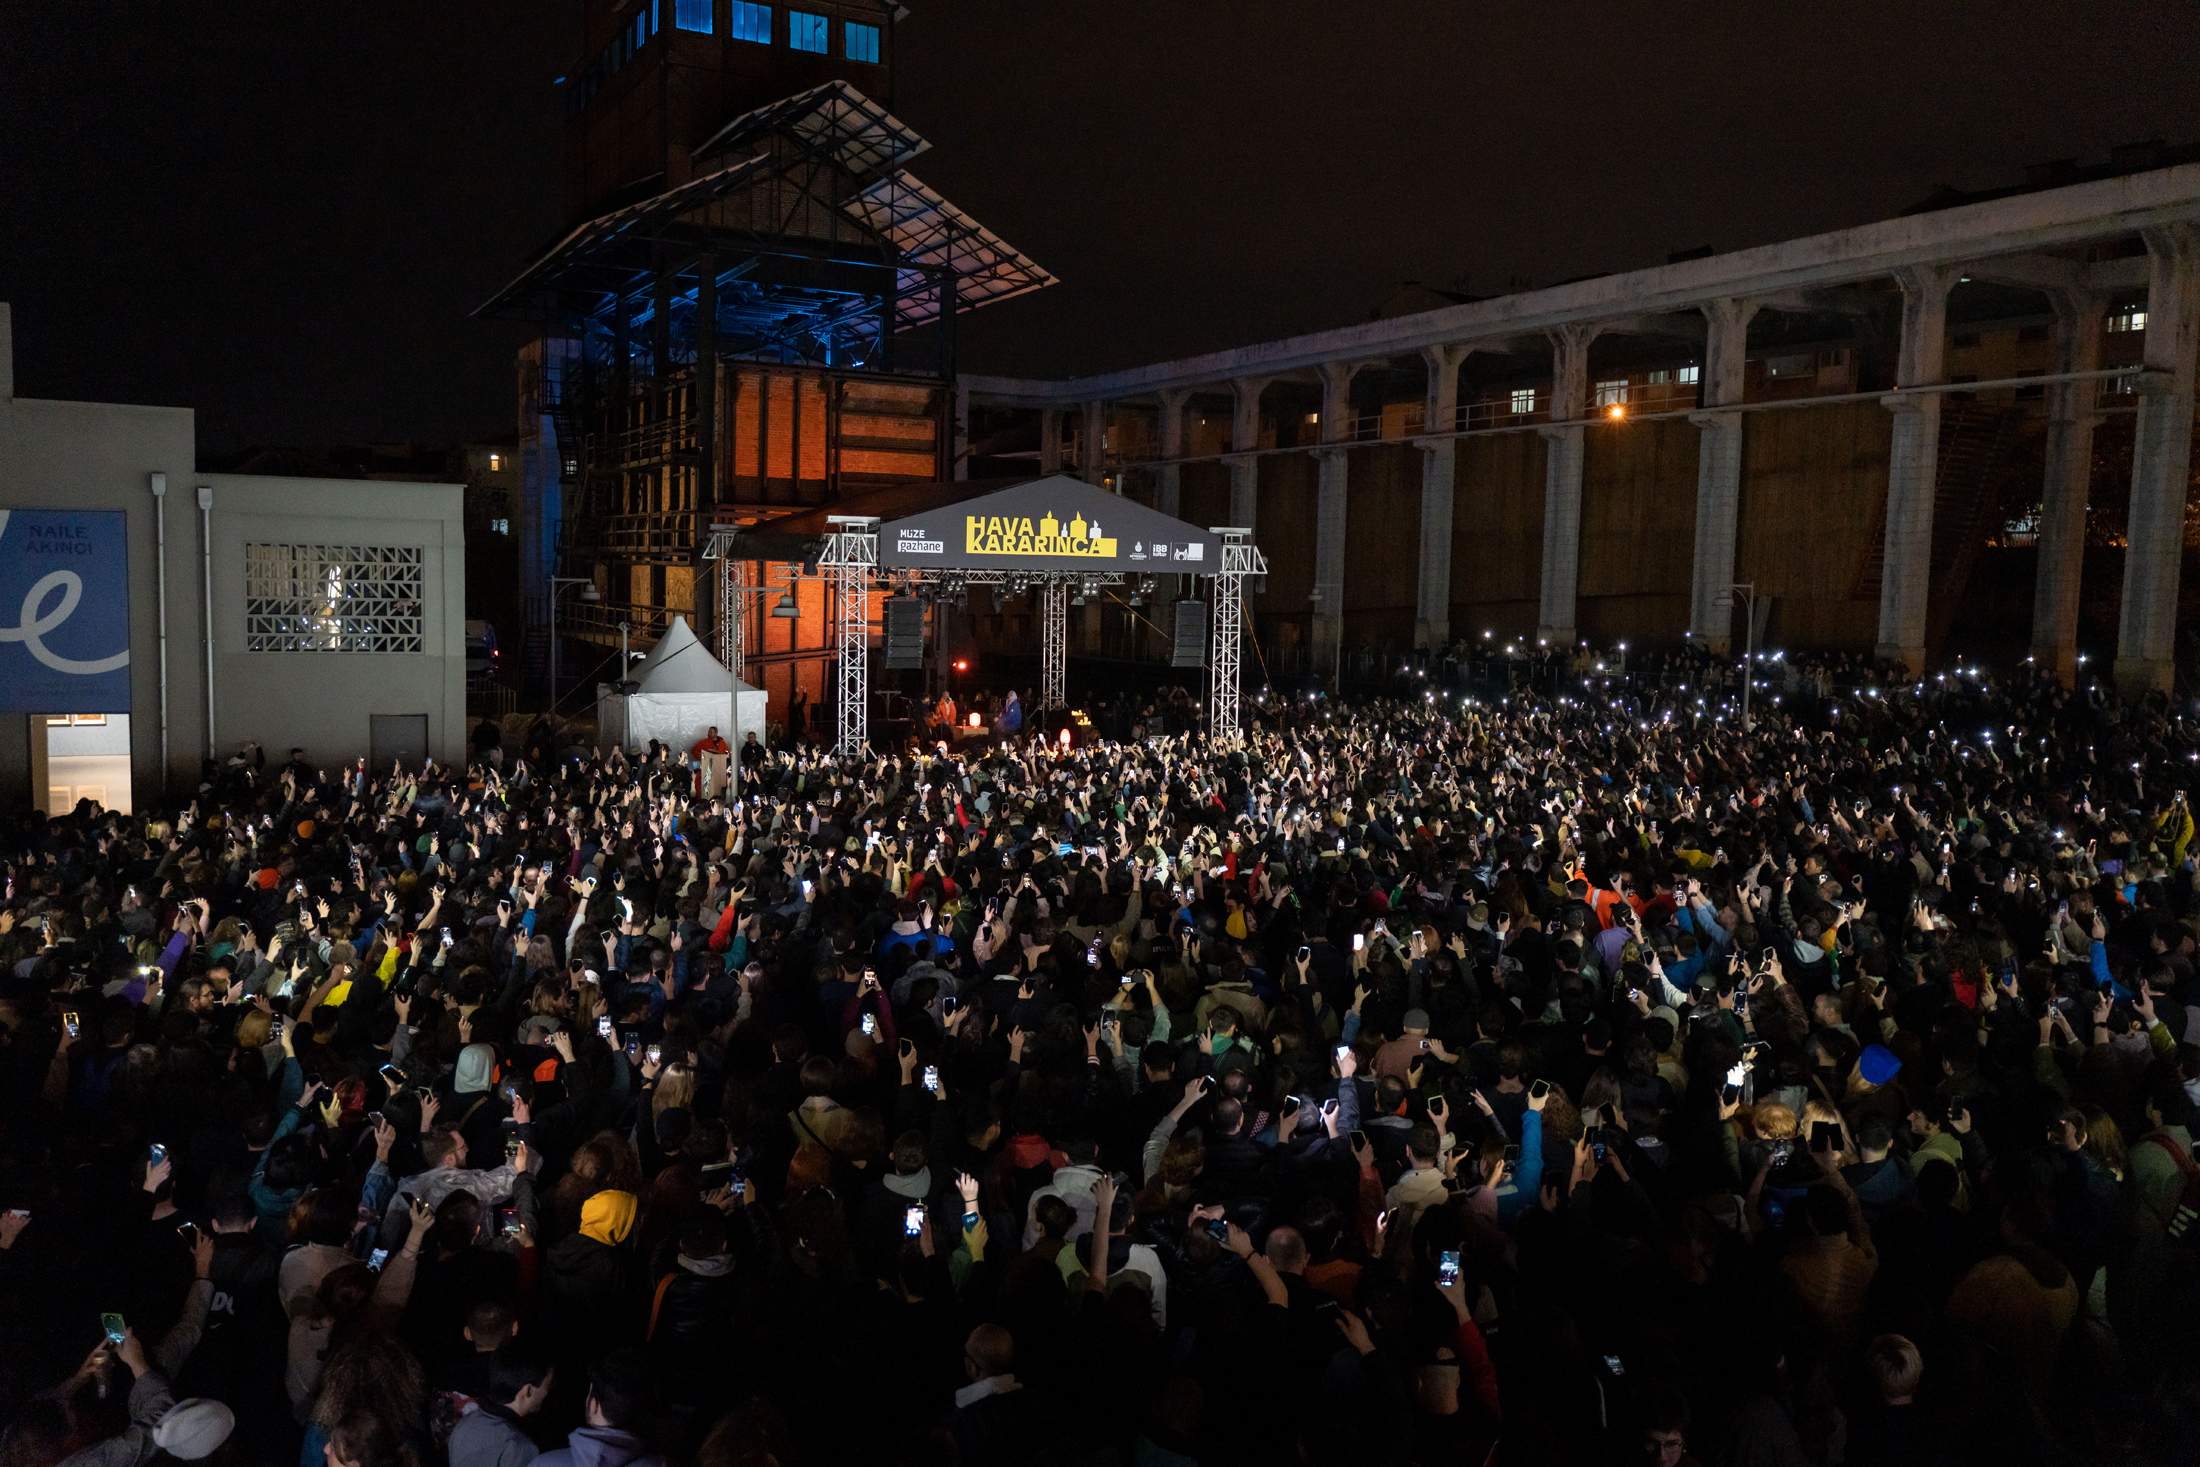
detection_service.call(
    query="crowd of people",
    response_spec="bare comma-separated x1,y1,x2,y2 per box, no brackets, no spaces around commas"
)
2,662,2199,1467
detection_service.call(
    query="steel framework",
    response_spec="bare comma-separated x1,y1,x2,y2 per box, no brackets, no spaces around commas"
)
1208,528,1265,742
820,517,879,753
1039,582,1069,711
703,519,1265,750
699,523,746,682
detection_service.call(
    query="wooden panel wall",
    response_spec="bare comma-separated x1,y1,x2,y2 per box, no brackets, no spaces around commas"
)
1341,443,1420,648
1451,431,1546,636
1578,416,1698,643
1252,455,1318,616
1178,462,1231,532
1735,402,1891,650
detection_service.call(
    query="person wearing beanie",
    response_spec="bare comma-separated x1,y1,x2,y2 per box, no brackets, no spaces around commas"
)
1857,1044,1902,1088
150,1398,235,1462
1375,1008,1454,1081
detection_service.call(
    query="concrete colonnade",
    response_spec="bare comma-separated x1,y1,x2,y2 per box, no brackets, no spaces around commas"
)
984,203,2200,694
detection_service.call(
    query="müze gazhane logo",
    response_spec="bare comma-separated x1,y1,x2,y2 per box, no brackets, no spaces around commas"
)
896,529,945,554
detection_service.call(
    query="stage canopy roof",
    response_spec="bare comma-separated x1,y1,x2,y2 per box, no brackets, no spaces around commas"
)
875,474,1224,575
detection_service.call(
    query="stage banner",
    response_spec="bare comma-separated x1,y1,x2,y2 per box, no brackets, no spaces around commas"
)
876,473,1224,574
0,507,131,713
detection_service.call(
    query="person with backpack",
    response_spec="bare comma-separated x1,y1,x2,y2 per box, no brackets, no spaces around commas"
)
2110,1061,2200,1372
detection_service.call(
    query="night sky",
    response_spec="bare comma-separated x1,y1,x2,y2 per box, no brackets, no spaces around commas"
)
5,1,2199,456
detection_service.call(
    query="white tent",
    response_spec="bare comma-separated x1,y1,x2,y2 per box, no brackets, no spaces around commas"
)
596,616,767,755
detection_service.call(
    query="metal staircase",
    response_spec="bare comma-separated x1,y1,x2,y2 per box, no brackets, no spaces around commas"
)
1849,399,2027,628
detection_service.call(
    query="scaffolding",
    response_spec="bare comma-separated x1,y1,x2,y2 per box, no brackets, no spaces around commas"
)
820,516,879,753
1209,527,1265,742
478,81,1055,691
1039,582,1069,711
710,479,1264,751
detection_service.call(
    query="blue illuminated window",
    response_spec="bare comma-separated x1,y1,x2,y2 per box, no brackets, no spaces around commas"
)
675,0,711,32
729,2,771,42
844,20,880,62
789,10,827,52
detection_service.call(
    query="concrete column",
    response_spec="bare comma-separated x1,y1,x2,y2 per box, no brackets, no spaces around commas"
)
1413,344,1469,650
1536,323,1598,646
2115,224,2200,696
1154,388,1190,520
1080,398,1108,487
2028,291,2105,683
1686,297,1760,651
1226,377,1268,530
1311,362,1363,683
1039,408,1064,474
951,378,970,480
1874,263,1962,673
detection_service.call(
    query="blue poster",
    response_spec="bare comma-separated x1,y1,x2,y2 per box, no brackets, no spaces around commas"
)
0,508,131,713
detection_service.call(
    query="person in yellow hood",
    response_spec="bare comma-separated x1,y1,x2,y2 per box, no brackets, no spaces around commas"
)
579,1189,638,1246
545,1189,645,1353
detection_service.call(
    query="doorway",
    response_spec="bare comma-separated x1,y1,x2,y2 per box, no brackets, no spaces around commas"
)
44,713,132,815
369,714,429,773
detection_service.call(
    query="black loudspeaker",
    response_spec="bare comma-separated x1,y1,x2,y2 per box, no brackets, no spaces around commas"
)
883,597,926,669
1171,599,1207,669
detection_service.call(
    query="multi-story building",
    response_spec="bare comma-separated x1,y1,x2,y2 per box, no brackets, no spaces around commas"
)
480,1,1051,721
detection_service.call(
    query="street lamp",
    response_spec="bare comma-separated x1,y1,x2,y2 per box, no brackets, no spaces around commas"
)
548,576,600,713
1714,581,1758,729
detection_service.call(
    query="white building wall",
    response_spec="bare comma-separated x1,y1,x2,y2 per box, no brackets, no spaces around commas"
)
0,303,468,810
0,305,205,808
200,474,467,771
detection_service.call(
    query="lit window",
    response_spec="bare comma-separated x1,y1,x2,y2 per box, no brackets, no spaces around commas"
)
729,1,771,42
2110,307,2148,333
1594,379,1628,408
491,518,511,535
789,9,827,52
1676,364,1699,385
1303,411,1320,426
245,544,426,654
1646,369,1670,385
844,19,880,62
1509,388,1537,415
675,0,712,32
488,453,503,472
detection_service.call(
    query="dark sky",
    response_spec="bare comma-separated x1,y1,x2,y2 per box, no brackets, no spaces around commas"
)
5,1,2199,455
